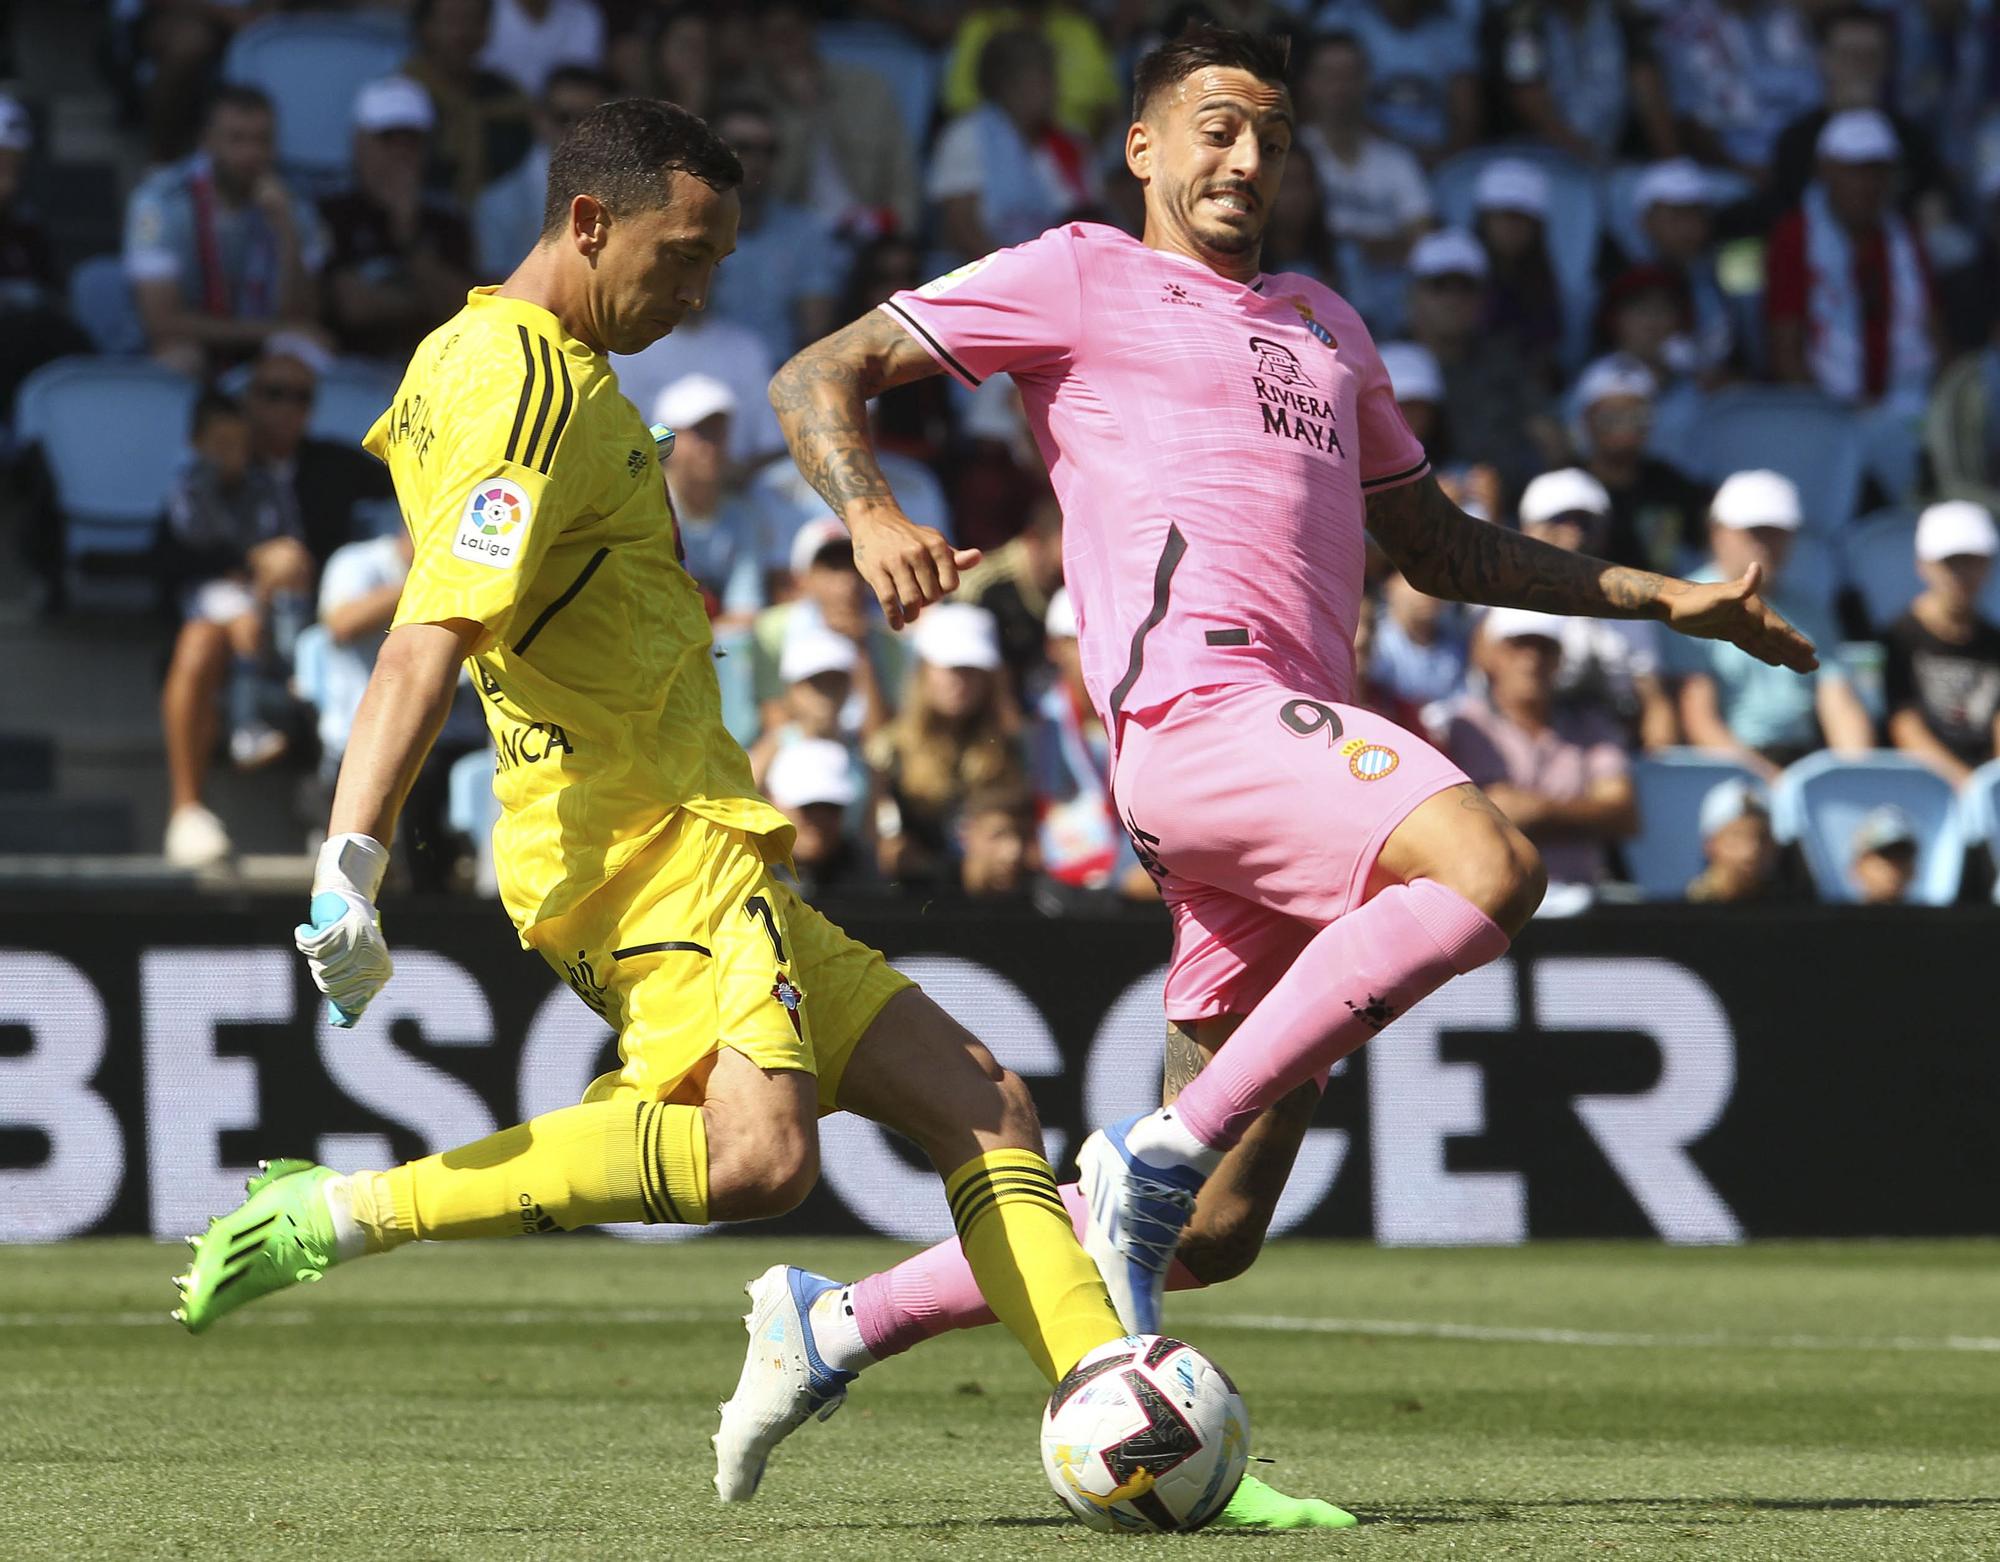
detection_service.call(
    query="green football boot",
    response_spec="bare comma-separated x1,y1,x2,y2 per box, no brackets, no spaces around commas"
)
1210,1473,1360,1531
171,1159,342,1334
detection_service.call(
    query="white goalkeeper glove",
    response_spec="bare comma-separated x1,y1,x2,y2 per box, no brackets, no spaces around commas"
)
294,833,393,1028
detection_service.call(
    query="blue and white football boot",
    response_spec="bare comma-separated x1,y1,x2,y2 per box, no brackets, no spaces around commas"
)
713,1264,856,1501
1075,1112,1209,1334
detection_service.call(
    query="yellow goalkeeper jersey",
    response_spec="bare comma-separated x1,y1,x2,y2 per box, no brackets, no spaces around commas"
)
366,287,790,935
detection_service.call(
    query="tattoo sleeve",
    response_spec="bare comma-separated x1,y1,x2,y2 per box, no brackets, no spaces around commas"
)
1365,474,1690,620
768,309,944,520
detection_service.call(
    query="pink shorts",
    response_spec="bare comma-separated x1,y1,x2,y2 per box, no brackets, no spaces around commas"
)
1111,684,1469,1022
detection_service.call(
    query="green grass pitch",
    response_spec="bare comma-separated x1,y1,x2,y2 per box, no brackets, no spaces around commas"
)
4,1238,1999,1560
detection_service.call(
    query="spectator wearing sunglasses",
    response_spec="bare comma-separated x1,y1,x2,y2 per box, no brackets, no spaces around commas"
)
474,66,614,280
241,337,395,567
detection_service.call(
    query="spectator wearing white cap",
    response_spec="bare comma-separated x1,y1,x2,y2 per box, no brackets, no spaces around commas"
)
1499,0,1670,166
750,517,906,739
1881,501,2000,784
1473,158,1564,384
1442,606,1637,888
747,620,863,792
1766,108,1937,411
1028,589,1154,902
1569,353,1712,576
123,83,330,377
1850,804,1921,904
865,602,1024,884
1292,33,1433,330
1408,228,1564,483
1617,159,1734,380
0,93,90,425
1767,6,1951,224
1514,468,1678,751
764,736,874,897
1663,470,1873,777
652,373,777,624
319,77,476,363
1686,778,1781,903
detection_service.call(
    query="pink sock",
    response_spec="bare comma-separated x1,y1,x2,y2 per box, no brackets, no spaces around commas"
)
852,1183,1206,1360
1172,879,1509,1153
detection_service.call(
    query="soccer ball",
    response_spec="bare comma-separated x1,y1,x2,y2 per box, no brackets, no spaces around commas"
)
1040,1334,1249,1533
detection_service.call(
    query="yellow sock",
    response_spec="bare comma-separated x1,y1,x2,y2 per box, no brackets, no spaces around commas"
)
945,1148,1124,1384
363,1098,708,1244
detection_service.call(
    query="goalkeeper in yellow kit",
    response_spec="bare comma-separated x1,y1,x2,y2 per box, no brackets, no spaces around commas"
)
166,100,1126,1503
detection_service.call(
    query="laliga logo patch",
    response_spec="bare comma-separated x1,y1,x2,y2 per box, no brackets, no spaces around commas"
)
916,253,994,298
452,476,531,568
1342,738,1399,781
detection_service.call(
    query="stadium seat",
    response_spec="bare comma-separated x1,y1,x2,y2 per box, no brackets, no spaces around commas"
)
224,14,411,194
1432,144,1602,370
1771,751,1964,905
14,357,198,561
1683,388,1863,533
311,360,399,448
1959,759,2000,904
1839,507,1922,633
66,255,147,356
818,20,941,149
1624,748,1764,900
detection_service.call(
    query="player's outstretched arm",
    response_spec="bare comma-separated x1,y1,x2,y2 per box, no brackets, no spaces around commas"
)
1365,473,1818,673
296,618,482,1028
771,311,979,628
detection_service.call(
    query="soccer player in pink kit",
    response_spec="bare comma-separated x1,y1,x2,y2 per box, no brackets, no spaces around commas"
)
717,25,1816,1523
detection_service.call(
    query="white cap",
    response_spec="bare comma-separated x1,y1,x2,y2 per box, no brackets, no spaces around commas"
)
1699,777,1769,838
766,738,861,811
911,601,1002,671
0,94,31,153
261,330,332,377
1634,157,1711,213
353,76,435,135
1519,468,1612,527
1483,606,1568,645
1474,158,1551,220
1710,469,1804,532
1379,341,1444,404
788,516,851,576
1915,499,2000,563
1817,108,1899,165
779,622,858,683
651,372,736,433
1044,587,1076,639
1410,228,1490,282
1573,353,1658,409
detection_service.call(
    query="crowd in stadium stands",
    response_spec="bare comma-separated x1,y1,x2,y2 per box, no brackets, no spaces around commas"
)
7,0,2000,909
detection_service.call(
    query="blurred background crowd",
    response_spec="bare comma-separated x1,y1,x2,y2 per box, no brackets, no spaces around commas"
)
4,0,2000,912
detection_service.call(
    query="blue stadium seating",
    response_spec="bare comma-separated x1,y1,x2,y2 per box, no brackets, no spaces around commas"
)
1625,748,1764,900
818,20,941,148
1840,506,1922,632
66,255,147,356
1683,388,1863,532
1959,759,2000,903
224,14,411,194
1771,751,1964,905
15,357,198,561
310,360,400,448
1432,144,1602,371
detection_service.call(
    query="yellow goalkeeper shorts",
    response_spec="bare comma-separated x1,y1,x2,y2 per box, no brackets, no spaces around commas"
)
525,811,912,1113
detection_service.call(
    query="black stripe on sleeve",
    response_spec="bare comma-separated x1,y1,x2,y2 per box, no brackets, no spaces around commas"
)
1107,524,1187,720
505,324,537,463
881,299,982,387
523,334,558,470
1361,457,1431,491
537,351,575,475
512,546,610,655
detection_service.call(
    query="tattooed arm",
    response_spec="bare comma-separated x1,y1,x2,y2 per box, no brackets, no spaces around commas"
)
769,310,976,629
1365,473,1819,673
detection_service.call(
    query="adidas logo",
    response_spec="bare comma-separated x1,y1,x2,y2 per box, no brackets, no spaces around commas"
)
517,1194,558,1235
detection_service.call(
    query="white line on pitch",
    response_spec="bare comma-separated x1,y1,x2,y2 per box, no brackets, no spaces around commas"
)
1197,1313,2000,1354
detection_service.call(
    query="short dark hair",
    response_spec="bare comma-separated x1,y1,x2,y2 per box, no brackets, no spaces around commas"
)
205,83,274,128
190,389,243,439
539,99,742,240
1131,22,1291,122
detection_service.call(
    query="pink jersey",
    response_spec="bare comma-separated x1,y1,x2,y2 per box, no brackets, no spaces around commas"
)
884,222,1429,733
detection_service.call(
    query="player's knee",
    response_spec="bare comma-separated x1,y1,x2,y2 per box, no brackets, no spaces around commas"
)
990,1066,1043,1148
1439,818,1546,936
711,1116,820,1219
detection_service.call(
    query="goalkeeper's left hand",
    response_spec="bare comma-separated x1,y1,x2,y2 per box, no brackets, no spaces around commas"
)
295,833,394,1028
